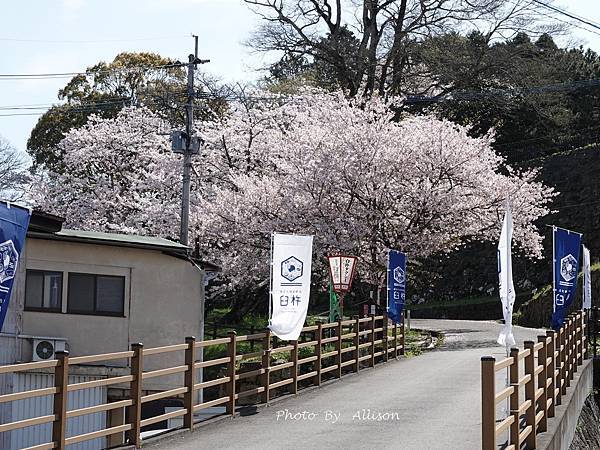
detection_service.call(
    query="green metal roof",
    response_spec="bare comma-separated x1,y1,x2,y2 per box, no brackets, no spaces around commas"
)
29,228,189,253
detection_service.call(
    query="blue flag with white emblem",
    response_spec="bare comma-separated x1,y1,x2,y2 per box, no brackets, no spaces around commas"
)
552,226,582,330
387,250,406,324
0,203,31,332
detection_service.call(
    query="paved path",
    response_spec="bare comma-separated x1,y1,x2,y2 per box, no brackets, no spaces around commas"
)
148,320,545,450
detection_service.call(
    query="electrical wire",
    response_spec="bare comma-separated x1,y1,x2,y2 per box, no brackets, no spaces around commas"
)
529,0,600,31
0,36,187,44
0,101,130,117
494,124,600,148
0,63,187,80
0,99,131,111
507,0,600,38
405,78,600,104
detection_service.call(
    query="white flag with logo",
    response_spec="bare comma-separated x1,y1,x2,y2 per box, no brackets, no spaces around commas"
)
583,245,592,310
269,233,313,340
497,204,516,347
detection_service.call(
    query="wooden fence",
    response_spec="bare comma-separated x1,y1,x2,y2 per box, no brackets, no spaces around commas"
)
0,313,404,449
481,311,587,449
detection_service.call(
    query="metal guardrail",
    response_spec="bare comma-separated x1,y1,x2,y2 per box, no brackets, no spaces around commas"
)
0,313,405,449
481,311,587,449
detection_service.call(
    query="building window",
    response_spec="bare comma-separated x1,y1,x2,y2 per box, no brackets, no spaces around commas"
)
67,273,125,316
25,270,63,312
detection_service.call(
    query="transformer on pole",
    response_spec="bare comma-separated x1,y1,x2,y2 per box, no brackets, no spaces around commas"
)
172,35,209,247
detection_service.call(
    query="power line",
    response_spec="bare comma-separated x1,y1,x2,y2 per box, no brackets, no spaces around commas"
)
0,101,130,117
509,0,600,38
405,78,600,104
495,124,600,148
0,63,187,80
0,99,130,111
530,0,600,31
0,35,187,44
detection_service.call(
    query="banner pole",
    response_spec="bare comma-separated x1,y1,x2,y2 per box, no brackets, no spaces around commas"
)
583,244,585,311
552,226,556,316
386,250,390,310
506,200,511,339
503,199,511,416
268,233,274,323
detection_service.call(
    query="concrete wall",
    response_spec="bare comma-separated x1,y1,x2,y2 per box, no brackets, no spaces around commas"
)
537,358,594,450
18,237,204,389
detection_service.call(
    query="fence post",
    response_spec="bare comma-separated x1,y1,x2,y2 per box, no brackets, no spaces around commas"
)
567,316,574,384
261,329,271,403
537,335,548,433
524,341,537,449
226,331,237,416
563,318,571,384
354,316,360,372
336,320,343,378
383,312,389,363
582,311,588,360
591,309,594,358
291,339,299,394
369,315,376,367
52,350,69,450
509,347,520,448
571,315,576,378
127,343,143,448
481,356,496,450
594,308,598,359
577,312,585,366
546,330,556,418
585,310,590,359
567,315,577,387
399,312,405,356
560,325,567,397
393,319,398,359
315,322,323,386
183,336,196,431
570,315,577,375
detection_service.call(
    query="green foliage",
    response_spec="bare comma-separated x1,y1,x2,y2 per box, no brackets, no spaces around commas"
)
418,32,600,165
408,296,497,311
517,262,600,328
27,52,189,172
264,26,362,94
403,329,435,357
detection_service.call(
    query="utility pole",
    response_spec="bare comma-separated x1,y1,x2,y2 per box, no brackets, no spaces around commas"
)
179,35,209,246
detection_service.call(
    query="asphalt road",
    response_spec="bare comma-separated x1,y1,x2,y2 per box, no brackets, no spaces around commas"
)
148,319,545,450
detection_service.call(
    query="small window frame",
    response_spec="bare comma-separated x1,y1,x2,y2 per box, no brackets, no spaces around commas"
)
67,272,126,317
24,269,64,313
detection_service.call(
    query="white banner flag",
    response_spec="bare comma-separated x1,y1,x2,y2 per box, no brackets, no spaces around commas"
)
269,233,313,341
583,245,592,310
497,204,516,347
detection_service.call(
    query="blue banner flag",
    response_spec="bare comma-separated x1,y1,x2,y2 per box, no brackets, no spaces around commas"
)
0,203,31,332
551,226,582,330
387,250,406,324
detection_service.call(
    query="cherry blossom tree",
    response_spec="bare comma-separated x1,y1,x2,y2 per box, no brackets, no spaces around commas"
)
32,107,183,238
34,92,554,296
198,91,554,290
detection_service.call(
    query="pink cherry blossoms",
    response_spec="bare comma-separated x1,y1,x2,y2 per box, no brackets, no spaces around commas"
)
34,92,555,287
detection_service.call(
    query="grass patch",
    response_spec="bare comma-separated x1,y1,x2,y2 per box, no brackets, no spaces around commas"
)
404,329,432,357
407,296,497,311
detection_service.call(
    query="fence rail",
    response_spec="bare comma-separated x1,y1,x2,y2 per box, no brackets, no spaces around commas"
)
481,311,587,449
0,313,405,449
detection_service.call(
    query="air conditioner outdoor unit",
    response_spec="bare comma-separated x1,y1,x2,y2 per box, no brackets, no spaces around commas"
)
32,338,67,362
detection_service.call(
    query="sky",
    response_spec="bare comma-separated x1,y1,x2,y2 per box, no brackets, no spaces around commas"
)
1,0,600,157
